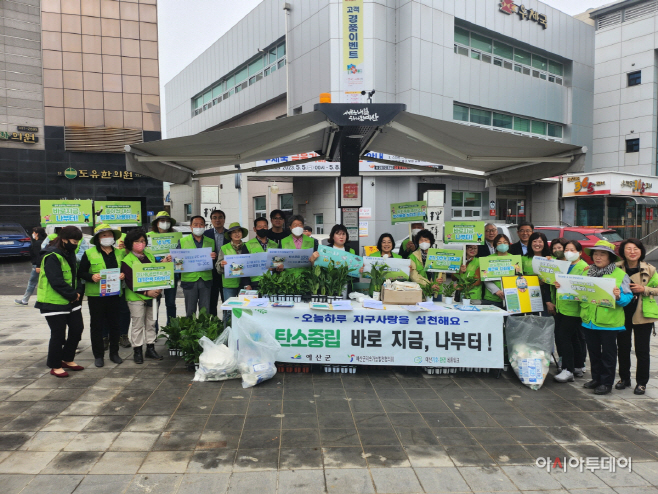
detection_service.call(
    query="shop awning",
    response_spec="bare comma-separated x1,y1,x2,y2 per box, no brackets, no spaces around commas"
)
125,103,586,186
630,197,658,206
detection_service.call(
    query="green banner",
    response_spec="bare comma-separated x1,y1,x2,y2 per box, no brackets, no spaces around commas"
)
555,273,616,308
531,256,571,285
479,255,523,280
40,200,94,227
133,262,175,291
425,248,463,273
444,221,485,244
147,232,183,256
390,201,427,225
94,201,142,226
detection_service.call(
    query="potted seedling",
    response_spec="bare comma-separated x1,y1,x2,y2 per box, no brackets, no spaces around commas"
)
442,281,456,305
367,262,390,300
455,274,478,305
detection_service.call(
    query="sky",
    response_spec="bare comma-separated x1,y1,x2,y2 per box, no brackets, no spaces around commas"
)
157,0,613,136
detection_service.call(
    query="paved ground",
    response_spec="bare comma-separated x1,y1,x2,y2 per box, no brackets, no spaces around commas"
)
0,257,32,297
0,296,658,493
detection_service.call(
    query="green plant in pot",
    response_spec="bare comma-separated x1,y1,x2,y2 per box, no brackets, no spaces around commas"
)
421,281,443,301
455,273,478,304
441,280,457,304
177,308,224,366
367,262,390,299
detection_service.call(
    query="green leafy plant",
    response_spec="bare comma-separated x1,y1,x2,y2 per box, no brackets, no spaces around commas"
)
442,281,457,298
367,262,390,296
455,273,478,298
169,308,224,364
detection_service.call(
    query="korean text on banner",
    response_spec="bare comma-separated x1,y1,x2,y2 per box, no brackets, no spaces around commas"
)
147,232,183,256
93,201,142,226
502,276,544,314
224,253,268,278
133,262,174,291
99,268,121,297
390,201,427,225
555,273,617,308
426,249,464,273
444,221,485,244
342,0,364,103
479,255,523,280
40,200,93,227
363,257,410,280
266,249,313,270
170,248,214,273
230,305,505,368
315,245,364,277
531,256,571,285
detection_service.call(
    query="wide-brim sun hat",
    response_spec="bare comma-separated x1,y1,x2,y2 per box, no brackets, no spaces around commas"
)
584,240,621,262
151,211,177,227
93,223,121,242
224,222,249,241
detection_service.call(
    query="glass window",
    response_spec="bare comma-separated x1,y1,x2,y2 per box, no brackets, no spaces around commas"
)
482,54,491,64
235,66,248,83
454,26,470,45
493,41,513,60
227,75,235,88
514,64,522,73
493,113,513,129
470,50,481,61
548,60,563,76
464,192,481,207
628,71,641,87
456,45,468,57
563,230,588,241
538,229,561,239
514,48,531,66
493,58,503,67
249,57,263,76
452,191,463,207
278,59,285,68
203,91,212,104
235,85,242,93
279,193,293,212
249,76,256,86
452,210,463,218
212,86,222,98
264,67,270,77
269,48,277,64
470,108,491,126
470,32,492,53
599,231,623,242
531,54,547,71
184,203,192,221
539,73,547,80
531,120,547,135
626,138,639,153
315,214,324,234
547,123,562,138
254,196,266,218
194,96,203,109
453,104,469,122
277,43,286,59
271,63,277,73
514,117,530,132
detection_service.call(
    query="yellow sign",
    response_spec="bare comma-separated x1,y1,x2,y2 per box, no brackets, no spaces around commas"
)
502,276,544,314
364,246,378,256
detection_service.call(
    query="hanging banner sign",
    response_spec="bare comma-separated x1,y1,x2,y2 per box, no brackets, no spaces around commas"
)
531,256,571,285
93,201,142,226
444,221,485,244
342,0,364,103
479,255,523,280
502,276,544,314
425,248,464,273
40,200,93,227
555,273,617,308
133,262,175,291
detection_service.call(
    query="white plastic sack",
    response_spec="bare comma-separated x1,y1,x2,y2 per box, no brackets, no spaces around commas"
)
192,331,240,382
231,323,281,388
505,315,554,390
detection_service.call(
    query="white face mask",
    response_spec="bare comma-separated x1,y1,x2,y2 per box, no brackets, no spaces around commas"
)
192,227,205,236
419,242,431,251
159,221,170,230
564,251,580,262
411,229,421,236
291,227,304,236
100,237,115,247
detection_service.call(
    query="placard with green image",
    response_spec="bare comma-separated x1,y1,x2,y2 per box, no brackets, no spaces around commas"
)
133,262,175,291
146,232,183,256
425,248,463,273
94,201,142,226
390,201,427,224
444,221,485,244
479,255,523,280
531,256,571,285
555,273,617,308
40,200,93,227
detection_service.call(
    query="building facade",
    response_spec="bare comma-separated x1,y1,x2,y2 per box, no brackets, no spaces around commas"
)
165,0,594,245
0,0,163,230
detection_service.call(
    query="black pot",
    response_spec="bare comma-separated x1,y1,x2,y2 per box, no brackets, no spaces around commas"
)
186,363,196,372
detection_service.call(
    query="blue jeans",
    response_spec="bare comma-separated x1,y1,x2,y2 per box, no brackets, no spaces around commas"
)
223,287,240,302
23,265,39,301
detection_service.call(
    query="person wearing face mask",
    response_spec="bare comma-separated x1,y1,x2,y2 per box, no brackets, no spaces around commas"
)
281,215,317,277
217,222,251,301
148,211,179,327
453,244,483,302
35,226,85,378
121,229,166,364
546,238,567,317
78,224,126,367
42,227,90,264
552,240,589,383
398,222,425,259
614,238,658,395
483,234,521,308
176,216,216,318
15,227,47,306
409,229,444,287
244,218,278,291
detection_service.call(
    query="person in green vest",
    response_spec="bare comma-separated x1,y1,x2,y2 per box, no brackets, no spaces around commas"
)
42,227,90,263
281,215,317,277
521,231,553,315
121,229,167,364
482,233,522,308
453,244,483,302
408,229,444,287
556,240,632,395
35,226,85,378
244,217,278,291
77,224,125,368
176,215,216,317
552,239,589,383
217,222,251,300
398,222,424,259
148,211,179,327
369,233,402,258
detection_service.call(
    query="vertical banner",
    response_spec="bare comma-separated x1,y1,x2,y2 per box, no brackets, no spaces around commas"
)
343,0,364,103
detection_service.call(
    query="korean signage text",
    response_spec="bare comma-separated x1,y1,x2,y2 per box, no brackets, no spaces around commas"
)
499,0,547,29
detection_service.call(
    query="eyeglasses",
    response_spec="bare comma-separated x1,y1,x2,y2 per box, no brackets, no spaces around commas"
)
518,229,532,234
272,217,284,220
485,229,497,233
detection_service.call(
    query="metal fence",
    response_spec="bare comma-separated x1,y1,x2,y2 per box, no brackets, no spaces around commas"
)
640,229,658,250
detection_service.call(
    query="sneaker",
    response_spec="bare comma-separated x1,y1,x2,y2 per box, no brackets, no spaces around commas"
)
574,368,584,378
14,299,28,306
580,367,587,374
554,369,574,383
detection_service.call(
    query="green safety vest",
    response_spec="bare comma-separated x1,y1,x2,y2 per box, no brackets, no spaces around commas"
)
454,258,482,301
410,250,428,280
83,246,125,297
122,250,156,301
370,251,402,258
280,235,315,277
36,252,76,305
556,259,588,317
47,233,82,254
180,234,215,283
522,256,535,276
221,242,247,288
245,237,278,283
580,267,627,329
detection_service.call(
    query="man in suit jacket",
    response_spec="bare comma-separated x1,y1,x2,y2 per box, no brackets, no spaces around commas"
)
477,223,498,257
509,222,533,256
204,209,227,316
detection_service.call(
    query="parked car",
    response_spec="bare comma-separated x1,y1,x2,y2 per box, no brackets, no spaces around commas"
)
0,223,31,257
535,226,623,264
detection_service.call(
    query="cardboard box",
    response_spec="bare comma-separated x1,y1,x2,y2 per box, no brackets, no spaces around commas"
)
381,287,423,305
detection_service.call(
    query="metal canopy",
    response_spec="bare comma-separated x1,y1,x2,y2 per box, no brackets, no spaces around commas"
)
125,103,585,186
